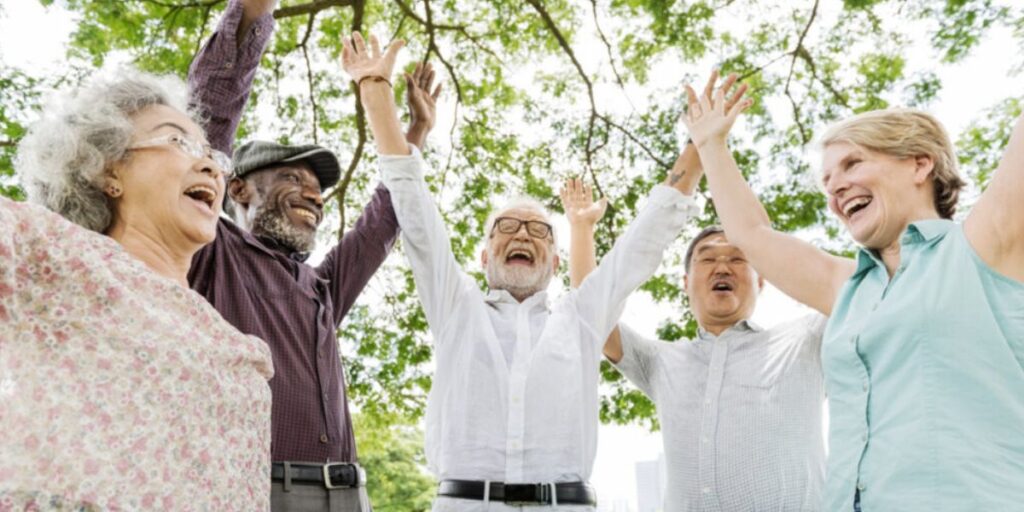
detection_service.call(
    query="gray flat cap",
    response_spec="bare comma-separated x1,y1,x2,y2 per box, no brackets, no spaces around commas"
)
232,140,341,190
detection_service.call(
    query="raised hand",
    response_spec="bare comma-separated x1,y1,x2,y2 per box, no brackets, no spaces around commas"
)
560,177,608,227
341,32,405,85
406,62,442,132
681,71,752,148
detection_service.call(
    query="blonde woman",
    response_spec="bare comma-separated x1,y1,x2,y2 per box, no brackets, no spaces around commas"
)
682,76,1023,511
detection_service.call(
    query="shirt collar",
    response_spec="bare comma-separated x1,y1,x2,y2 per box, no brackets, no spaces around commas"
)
854,219,954,276
485,288,550,309
255,234,311,263
696,318,762,340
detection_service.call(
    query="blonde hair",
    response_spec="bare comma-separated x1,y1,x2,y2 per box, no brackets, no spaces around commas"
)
820,108,965,219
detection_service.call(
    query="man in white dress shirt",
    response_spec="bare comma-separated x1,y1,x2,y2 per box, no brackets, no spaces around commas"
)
340,33,719,510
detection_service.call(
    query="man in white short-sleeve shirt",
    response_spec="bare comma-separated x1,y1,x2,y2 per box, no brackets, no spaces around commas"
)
572,221,827,512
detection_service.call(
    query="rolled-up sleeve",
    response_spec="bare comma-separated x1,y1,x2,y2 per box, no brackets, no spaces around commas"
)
611,323,663,399
187,0,274,154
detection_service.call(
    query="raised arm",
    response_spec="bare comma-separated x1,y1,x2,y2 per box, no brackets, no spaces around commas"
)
684,74,856,315
560,178,608,288
964,113,1024,281
187,0,276,154
343,32,467,336
573,184,700,350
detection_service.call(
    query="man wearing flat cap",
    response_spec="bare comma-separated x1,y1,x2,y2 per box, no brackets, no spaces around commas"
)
184,1,441,510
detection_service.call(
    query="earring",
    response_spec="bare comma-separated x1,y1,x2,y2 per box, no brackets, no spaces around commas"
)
107,185,122,198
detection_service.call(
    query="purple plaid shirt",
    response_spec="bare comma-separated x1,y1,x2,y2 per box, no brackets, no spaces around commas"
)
186,0,399,463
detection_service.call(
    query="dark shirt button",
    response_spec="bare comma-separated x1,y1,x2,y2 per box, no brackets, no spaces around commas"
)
320,434,329,443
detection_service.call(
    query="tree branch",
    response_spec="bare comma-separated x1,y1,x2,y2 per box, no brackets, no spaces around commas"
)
590,0,636,113
332,0,366,239
298,12,320,145
273,0,353,19
0,140,15,147
525,0,607,198
783,0,820,145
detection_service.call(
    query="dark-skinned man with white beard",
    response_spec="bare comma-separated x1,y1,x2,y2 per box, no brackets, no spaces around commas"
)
338,32,736,511
184,1,440,509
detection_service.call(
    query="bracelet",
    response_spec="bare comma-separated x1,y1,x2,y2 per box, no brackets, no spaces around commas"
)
356,75,393,89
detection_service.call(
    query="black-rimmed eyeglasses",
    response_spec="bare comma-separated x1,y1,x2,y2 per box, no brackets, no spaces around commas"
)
490,217,553,239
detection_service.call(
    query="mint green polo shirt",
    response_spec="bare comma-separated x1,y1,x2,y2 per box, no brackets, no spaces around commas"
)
822,219,1024,511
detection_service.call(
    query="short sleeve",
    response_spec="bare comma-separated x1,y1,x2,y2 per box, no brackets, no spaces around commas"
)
611,323,664,399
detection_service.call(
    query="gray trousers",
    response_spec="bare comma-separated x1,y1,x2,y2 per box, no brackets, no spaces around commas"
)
270,468,372,512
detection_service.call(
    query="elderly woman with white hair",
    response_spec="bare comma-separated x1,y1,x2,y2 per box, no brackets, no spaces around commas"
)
682,76,1023,511
0,68,273,510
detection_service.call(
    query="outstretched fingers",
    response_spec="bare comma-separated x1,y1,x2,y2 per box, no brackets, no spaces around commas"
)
702,69,720,102
352,32,367,55
685,84,701,121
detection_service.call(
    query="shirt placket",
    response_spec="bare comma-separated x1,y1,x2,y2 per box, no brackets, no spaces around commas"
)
313,283,336,451
699,336,728,512
852,247,912,501
504,302,533,483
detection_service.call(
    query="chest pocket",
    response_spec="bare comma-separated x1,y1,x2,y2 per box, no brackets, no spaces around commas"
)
723,338,795,389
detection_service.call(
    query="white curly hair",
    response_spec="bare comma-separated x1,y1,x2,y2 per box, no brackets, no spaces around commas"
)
16,66,196,232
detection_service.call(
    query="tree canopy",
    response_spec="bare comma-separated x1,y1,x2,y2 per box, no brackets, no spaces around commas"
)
2,0,1020,433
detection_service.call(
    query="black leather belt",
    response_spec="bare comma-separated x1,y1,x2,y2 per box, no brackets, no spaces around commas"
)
437,480,597,505
271,462,365,489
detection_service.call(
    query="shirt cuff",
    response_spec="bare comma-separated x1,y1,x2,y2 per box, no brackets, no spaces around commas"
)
610,323,650,378
379,144,426,182
648,184,701,217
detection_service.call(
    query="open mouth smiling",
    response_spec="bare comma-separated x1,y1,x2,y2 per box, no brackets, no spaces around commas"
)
505,249,535,266
841,195,873,221
711,279,735,293
184,184,217,210
292,207,318,224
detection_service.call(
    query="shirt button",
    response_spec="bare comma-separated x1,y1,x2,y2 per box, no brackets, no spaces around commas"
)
319,434,329,443
857,482,866,491
862,382,869,391
254,28,262,36
702,437,709,443
704,399,711,405
224,61,234,70
702,487,711,494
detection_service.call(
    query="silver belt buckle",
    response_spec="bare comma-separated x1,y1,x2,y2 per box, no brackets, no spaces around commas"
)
322,462,364,489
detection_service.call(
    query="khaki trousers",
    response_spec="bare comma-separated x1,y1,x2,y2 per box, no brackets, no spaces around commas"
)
270,477,372,511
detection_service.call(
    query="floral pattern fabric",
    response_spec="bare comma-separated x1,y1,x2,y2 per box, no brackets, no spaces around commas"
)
0,197,274,511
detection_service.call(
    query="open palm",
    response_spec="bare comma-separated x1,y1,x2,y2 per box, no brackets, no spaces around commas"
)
560,177,608,226
341,32,404,84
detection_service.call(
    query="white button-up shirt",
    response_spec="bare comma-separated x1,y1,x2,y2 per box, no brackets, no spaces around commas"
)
379,149,698,504
614,315,828,512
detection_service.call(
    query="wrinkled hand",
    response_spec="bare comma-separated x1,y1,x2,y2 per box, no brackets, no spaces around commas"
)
560,177,608,227
341,32,405,85
681,71,752,148
406,62,442,131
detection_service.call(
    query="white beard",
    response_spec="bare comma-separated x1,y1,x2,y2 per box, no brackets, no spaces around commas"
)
486,251,554,301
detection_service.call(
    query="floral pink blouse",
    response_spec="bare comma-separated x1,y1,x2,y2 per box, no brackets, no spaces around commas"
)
0,198,274,511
